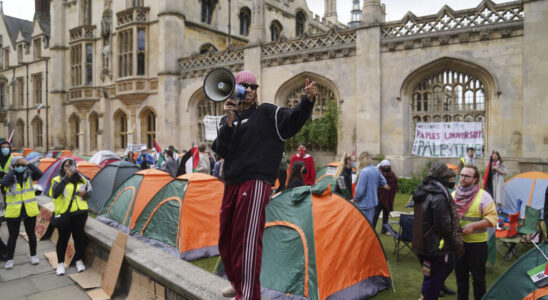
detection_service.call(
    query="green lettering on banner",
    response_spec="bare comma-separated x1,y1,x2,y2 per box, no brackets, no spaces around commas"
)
440,144,447,157
423,141,432,156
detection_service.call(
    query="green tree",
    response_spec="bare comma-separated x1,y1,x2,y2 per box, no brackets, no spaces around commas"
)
285,100,338,152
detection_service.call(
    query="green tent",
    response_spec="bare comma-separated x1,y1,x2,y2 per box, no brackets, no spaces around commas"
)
261,182,391,299
484,242,548,299
88,160,139,213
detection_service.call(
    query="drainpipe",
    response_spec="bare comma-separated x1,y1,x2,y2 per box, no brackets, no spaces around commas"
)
26,63,29,147
45,57,49,152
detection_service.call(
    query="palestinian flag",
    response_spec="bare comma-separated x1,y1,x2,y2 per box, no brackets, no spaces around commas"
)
483,153,494,196
154,140,164,167
185,147,200,174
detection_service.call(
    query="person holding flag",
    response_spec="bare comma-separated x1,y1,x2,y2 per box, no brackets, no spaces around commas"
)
212,70,316,300
483,150,507,211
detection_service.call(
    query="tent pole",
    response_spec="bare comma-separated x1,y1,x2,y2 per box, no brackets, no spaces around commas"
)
531,239,548,262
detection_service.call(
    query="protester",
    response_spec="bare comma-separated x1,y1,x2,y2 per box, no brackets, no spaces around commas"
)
373,160,398,235
354,152,390,223
207,151,216,175
484,151,507,211
213,154,224,180
287,161,306,189
195,144,211,174
49,158,92,275
412,162,463,300
168,145,179,160
334,153,353,200
124,151,136,164
289,143,316,185
0,156,43,270
136,149,154,169
162,148,179,177
277,153,290,191
212,70,316,299
0,140,13,261
453,165,497,300
458,147,477,173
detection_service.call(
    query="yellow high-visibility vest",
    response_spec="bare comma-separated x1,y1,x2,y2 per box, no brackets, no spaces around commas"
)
5,176,39,218
49,176,89,215
453,189,487,243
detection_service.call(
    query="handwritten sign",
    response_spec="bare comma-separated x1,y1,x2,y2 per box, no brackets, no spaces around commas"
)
203,115,223,141
35,205,53,241
412,122,483,157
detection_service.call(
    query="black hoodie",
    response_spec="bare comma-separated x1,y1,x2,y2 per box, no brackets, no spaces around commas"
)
0,140,11,174
412,177,462,256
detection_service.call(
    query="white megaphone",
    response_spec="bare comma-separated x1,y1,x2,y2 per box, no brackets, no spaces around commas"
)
203,68,246,102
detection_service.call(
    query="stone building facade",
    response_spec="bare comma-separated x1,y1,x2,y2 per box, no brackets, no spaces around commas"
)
0,0,547,176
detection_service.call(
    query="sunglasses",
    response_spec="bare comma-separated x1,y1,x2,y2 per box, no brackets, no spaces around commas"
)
239,83,259,90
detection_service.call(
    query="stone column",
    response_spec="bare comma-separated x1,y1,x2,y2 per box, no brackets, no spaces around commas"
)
243,47,262,102
354,26,382,155
362,0,384,26
128,104,136,145
79,110,88,154
522,0,548,163
49,0,67,149
324,0,338,24
249,0,265,45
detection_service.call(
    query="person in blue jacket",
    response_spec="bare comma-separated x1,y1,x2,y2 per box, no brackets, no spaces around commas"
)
136,149,154,169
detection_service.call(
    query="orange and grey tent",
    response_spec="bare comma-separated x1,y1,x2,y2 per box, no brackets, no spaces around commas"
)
504,171,548,218
76,161,101,180
260,182,391,299
37,158,57,172
98,171,224,260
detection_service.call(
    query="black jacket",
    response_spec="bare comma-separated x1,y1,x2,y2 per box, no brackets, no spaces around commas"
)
212,95,314,186
412,177,461,256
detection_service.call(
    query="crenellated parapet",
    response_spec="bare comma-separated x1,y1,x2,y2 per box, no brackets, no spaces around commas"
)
178,49,245,78
381,0,524,52
261,29,356,67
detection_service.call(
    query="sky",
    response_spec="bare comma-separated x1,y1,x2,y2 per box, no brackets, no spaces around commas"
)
3,0,512,24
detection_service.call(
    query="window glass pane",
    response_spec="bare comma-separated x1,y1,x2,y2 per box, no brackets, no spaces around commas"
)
138,30,145,51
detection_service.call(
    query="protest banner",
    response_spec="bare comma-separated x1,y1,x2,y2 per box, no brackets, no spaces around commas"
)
412,122,483,158
126,144,146,153
203,115,223,141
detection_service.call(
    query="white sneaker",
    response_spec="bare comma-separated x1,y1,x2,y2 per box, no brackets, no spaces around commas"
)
30,255,39,265
4,260,14,270
222,285,236,297
56,263,65,275
76,260,86,272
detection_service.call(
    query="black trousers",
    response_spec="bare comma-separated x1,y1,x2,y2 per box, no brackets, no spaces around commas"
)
6,216,37,260
372,203,389,233
278,169,287,191
456,242,487,300
57,212,88,263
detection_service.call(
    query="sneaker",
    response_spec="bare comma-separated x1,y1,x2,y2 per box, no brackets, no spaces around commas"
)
4,259,14,270
222,285,236,297
56,263,65,275
76,260,86,272
30,255,39,265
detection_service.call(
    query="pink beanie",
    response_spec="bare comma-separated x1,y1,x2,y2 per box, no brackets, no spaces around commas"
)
234,70,257,85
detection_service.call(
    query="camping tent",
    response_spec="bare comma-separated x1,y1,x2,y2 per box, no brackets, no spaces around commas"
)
504,172,548,218
89,150,120,168
36,156,85,193
484,241,548,299
25,152,43,165
87,160,140,213
260,182,391,299
37,158,57,173
76,161,101,181
98,171,224,260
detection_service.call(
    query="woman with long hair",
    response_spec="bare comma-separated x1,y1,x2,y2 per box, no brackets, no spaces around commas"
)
334,153,353,200
485,151,507,211
287,161,306,189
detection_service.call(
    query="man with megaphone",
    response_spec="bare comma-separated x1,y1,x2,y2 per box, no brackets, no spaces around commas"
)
211,69,316,300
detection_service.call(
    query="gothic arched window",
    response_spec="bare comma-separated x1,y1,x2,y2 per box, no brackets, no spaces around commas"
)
239,7,251,36
270,20,282,42
114,110,127,151
199,43,217,54
412,69,486,132
15,119,25,149
296,11,306,37
140,108,156,150
201,0,215,24
31,117,43,148
69,114,80,150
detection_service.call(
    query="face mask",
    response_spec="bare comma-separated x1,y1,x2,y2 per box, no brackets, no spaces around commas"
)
1,148,9,156
14,166,26,173
446,181,456,189
382,167,391,172
352,162,357,168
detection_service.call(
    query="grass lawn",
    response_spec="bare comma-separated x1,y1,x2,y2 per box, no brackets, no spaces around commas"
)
191,193,534,299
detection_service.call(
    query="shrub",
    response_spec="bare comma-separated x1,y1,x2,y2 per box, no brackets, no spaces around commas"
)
398,177,422,195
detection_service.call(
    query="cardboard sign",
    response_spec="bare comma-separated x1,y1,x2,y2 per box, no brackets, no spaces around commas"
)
35,204,54,241
412,122,484,157
87,231,128,300
69,256,106,290
44,251,58,269
50,228,76,267
127,271,165,300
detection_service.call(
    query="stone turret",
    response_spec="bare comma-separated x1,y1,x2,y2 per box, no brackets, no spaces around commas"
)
362,0,384,26
348,0,362,27
324,0,338,24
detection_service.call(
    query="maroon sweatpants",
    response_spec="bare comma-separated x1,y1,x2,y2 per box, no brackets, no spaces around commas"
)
219,179,271,300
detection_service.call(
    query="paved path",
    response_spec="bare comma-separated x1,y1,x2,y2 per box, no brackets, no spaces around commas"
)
0,222,89,300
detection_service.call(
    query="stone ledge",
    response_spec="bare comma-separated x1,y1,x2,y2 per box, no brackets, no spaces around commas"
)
36,196,228,299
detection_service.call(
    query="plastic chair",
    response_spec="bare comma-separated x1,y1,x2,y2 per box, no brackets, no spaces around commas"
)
383,214,414,261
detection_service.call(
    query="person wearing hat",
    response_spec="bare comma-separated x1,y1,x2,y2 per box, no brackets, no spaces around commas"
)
373,159,398,235
412,162,463,300
0,156,43,270
136,148,154,169
0,140,13,260
212,70,316,300
49,158,92,275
